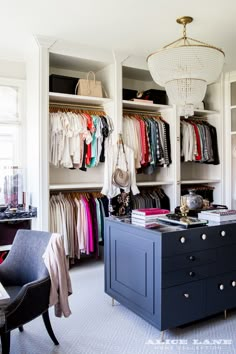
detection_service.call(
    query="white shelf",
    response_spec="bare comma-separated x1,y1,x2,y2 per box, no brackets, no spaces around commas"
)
181,179,221,184
123,100,172,111
193,109,219,116
231,131,236,135
231,105,236,110
49,92,112,106
50,183,103,190
137,181,173,187
50,181,173,190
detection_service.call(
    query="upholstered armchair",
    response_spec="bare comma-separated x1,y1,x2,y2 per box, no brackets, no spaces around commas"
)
0,229,59,354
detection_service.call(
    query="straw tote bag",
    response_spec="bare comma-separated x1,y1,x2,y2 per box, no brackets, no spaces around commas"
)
75,71,103,97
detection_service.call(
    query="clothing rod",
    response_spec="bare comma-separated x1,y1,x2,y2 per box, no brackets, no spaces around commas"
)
49,101,104,110
50,188,103,194
123,109,162,116
180,116,208,120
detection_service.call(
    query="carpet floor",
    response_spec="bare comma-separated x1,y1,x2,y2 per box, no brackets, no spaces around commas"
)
7,259,236,354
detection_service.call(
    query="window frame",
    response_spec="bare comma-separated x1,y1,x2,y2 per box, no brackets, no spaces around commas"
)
0,77,25,168
0,77,26,205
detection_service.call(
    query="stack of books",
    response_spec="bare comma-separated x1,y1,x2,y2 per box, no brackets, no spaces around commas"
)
131,208,170,228
198,209,236,222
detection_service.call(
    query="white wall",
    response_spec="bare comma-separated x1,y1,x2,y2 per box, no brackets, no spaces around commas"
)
0,59,26,79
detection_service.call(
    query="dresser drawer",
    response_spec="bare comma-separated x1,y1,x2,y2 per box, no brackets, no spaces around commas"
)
163,263,217,288
206,271,236,315
216,244,236,273
162,281,205,329
162,223,236,256
163,249,216,273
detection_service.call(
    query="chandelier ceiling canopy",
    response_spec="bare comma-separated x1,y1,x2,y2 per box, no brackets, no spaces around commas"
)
147,16,225,117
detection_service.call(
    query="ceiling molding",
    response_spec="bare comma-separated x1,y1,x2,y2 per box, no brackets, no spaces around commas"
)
34,35,57,49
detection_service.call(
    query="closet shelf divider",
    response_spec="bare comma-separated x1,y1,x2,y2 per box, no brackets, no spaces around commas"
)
137,181,173,187
193,109,219,116
122,100,172,112
49,92,112,106
49,183,103,190
180,179,221,184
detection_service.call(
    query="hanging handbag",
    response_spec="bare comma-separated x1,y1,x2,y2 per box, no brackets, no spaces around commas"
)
112,137,130,188
75,71,103,97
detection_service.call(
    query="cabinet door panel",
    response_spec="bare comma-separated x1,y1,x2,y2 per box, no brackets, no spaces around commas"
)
110,228,155,315
162,281,205,329
206,271,236,314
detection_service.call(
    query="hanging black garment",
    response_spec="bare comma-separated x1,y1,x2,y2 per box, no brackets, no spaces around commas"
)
100,116,109,163
79,141,87,171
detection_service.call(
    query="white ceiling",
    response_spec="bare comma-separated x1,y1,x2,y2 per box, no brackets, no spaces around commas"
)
1,0,236,71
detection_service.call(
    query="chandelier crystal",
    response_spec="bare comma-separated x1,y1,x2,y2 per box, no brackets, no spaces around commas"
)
147,16,225,117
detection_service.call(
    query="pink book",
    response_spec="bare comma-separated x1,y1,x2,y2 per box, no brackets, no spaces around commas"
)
132,208,170,216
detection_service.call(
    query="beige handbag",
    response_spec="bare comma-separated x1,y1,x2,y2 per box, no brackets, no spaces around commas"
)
112,137,130,188
75,71,103,97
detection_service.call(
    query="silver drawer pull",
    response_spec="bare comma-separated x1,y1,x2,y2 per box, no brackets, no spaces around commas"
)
188,255,195,261
180,236,186,244
183,293,190,298
201,233,207,240
231,281,236,287
221,230,226,237
219,284,224,290
189,271,195,277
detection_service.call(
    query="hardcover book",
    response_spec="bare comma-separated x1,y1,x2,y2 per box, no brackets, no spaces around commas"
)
198,209,236,222
132,208,170,216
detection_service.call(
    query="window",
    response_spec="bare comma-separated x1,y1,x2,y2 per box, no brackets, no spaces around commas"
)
0,79,25,206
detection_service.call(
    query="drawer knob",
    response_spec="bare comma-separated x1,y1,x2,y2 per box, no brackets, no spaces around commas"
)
219,284,224,290
183,293,190,298
201,233,207,240
188,255,195,261
188,271,196,277
189,271,195,277
231,281,236,287
180,236,186,244
221,230,226,237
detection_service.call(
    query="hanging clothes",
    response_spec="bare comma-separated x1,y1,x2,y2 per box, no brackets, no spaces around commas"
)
111,187,170,217
180,118,219,164
49,192,108,261
49,109,113,169
123,113,172,173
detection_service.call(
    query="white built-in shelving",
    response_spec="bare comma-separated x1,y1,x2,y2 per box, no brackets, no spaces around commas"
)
31,38,224,229
193,109,219,116
181,179,221,185
50,183,103,190
122,100,171,111
49,92,112,106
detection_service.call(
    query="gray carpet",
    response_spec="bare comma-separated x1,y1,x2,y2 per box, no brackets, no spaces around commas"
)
8,260,236,354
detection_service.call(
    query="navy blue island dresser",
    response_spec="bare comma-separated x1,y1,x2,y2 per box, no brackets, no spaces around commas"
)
104,218,236,331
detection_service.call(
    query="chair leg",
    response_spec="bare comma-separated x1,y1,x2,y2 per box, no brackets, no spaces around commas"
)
18,325,24,332
1,331,10,354
42,310,59,345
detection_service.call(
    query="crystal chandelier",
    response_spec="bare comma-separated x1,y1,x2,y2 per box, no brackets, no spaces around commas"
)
147,16,225,117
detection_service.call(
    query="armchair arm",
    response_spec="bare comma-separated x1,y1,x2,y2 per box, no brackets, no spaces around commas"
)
4,276,51,332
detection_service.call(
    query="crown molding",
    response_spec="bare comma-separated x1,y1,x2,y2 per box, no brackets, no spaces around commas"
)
34,35,57,49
